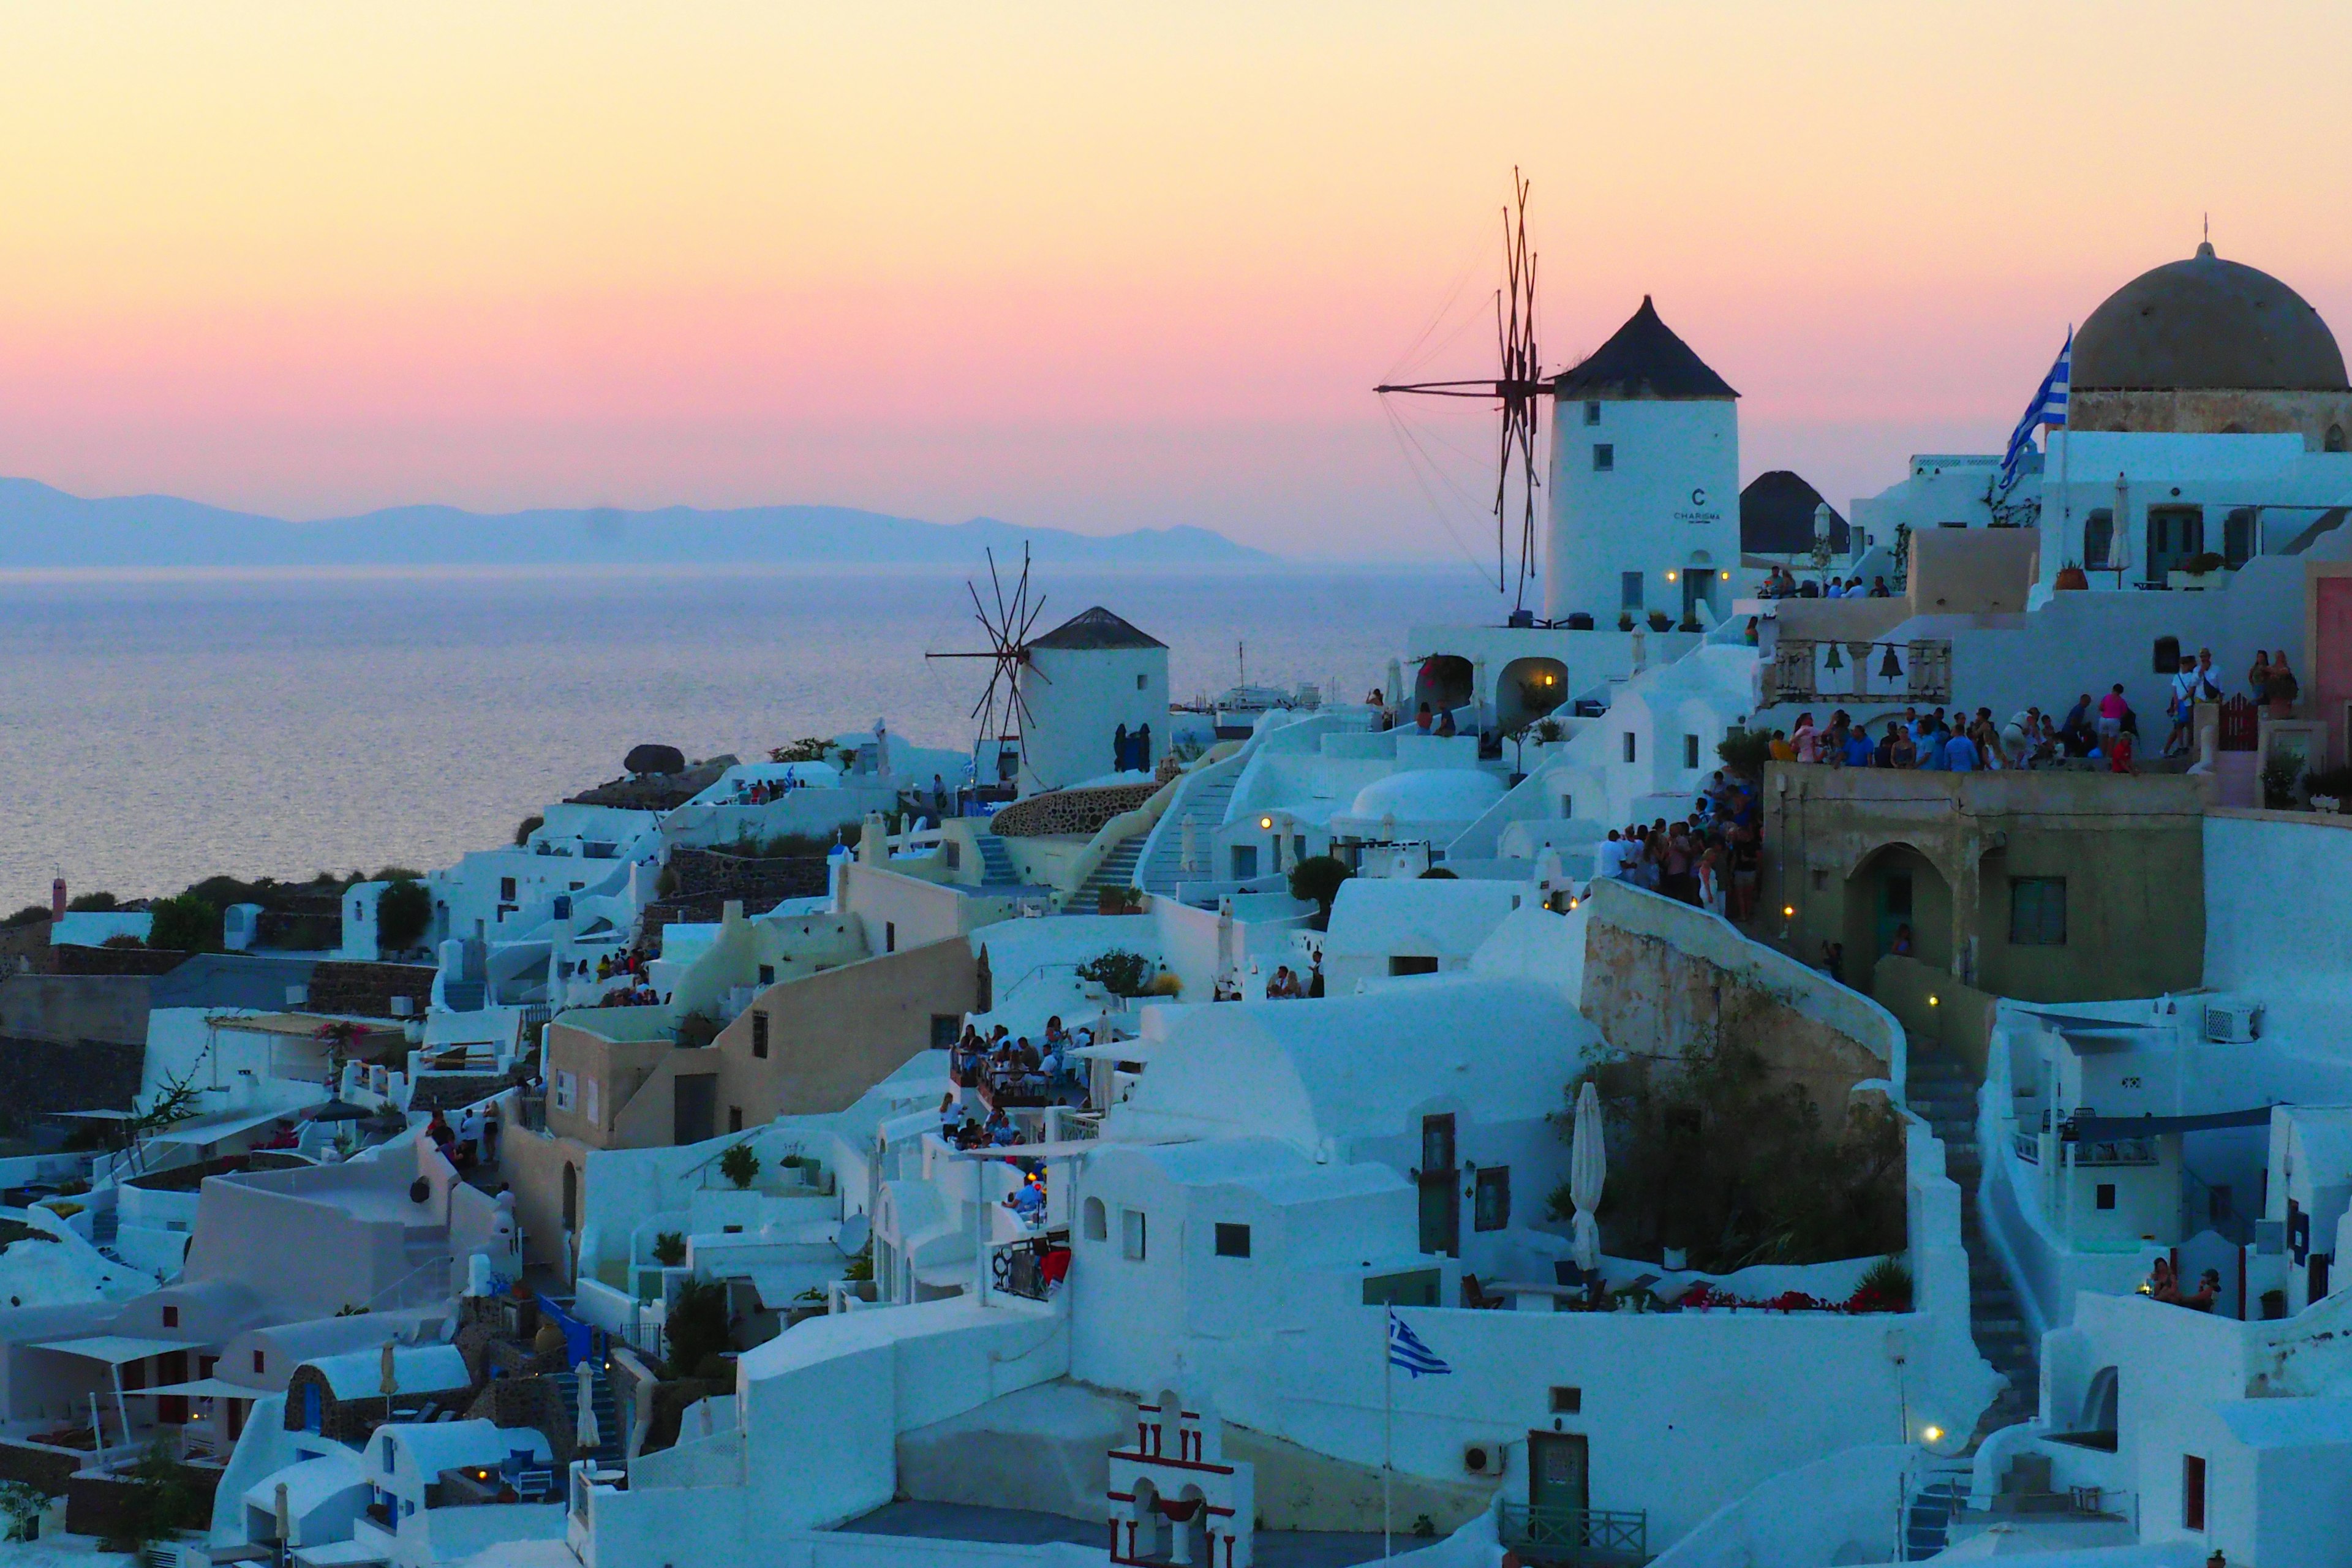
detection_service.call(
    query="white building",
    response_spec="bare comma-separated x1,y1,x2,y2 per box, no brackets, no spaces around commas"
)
1018,607,1172,796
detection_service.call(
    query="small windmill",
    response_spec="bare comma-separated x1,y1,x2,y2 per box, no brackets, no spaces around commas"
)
926,545,1049,791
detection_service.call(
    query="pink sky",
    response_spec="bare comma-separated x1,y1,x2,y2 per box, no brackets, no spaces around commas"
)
1,2,2346,560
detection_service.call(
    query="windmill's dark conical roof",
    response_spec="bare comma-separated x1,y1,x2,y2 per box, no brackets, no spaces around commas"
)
1741,470,1849,555
1553,296,1738,401
1030,606,1166,650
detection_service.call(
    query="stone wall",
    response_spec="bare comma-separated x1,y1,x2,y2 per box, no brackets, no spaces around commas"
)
50,944,187,978
1580,882,1896,1119
65,1459,222,1539
0,1437,82,1494
307,961,437,1019
0,973,149,1047
0,1036,143,1118
989,782,1159,839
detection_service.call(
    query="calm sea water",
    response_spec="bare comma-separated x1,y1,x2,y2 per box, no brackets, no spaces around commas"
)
0,564,1501,910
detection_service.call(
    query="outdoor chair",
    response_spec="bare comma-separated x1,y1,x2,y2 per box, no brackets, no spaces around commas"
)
1460,1273,1507,1310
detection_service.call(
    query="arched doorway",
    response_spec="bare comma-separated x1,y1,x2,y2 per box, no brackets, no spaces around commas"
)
1677,554,1722,627
1842,843,1953,981
1412,655,1474,723
1496,656,1569,733
561,1163,578,1232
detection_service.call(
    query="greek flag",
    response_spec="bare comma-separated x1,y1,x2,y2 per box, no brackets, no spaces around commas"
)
1387,1310,1452,1378
1998,330,2071,493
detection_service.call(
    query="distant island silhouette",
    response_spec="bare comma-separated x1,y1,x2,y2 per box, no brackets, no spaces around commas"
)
0,477,1275,570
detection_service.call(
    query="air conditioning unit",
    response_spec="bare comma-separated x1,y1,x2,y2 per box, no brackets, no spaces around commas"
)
2204,1001,2263,1044
1462,1441,1508,1477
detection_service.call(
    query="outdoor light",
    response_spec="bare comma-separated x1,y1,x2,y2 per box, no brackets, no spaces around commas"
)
1665,571,1678,582
1923,1425,1944,1445
1782,905,1795,919
1259,815,1274,831
1929,995,1940,1008
1720,570,1731,581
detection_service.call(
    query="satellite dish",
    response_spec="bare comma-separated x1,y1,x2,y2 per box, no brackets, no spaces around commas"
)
836,1213,872,1257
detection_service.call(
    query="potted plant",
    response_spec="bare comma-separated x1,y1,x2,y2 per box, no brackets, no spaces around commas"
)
2168,551,2228,590
2054,560,2089,591
651,1231,687,1268
1646,609,1673,632
1616,611,1635,632
717,1142,760,1190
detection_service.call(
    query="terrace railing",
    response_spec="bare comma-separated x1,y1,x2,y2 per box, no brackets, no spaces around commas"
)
1496,1504,1648,1567
1763,638,1952,707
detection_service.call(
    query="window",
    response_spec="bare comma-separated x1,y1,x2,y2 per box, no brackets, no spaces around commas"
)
499,877,516,903
1550,1385,1582,1414
581,1077,600,1125
1120,1208,1147,1261
750,1011,769,1059
1622,732,1637,764
162,1305,179,1329
930,1014,961,1049
1083,1197,1107,1241
1294,834,1307,863
757,964,774,986
1422,1114,1457,1174
2223,507,2255,568
885,921,896,954
2152,635,2180,675
1583,401,1601,426
1683,734,1700,769
553,1069,576,1112
1136,673,1148,690
2096,1183,2116,1210
1592,443,1614,472
2083,508,2114,568
1474,1166,1511,1232
1389,955,1439,977
2182,1454,2206,1530
1231,845,1259,879
2010,877,2067,946
2330,424,2347,454
1215,1223,1252,1258
1621,571,1644,609
253,1350,266,1375
728,1106,744,1133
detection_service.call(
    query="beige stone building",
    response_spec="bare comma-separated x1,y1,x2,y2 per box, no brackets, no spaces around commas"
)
1762,764,2205,1007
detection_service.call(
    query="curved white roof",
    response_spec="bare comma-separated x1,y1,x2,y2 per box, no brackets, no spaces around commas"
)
306,1341,470,1400
1346,768,1503,825
244,1447,368,1519
1102,975,1596,1153
380,1417,549,1479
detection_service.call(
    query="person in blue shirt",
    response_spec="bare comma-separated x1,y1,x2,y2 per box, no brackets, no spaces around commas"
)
1917,723,1949,770
1841,728,1874,767
1943,727,1979,772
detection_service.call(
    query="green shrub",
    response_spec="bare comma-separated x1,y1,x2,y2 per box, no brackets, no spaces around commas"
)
664,1278,732,1375
64,891,118,913
1855,1254,1913,1312
718,1142,760,1189
676,1011,720,1050
148,892,224,952
768,737,834,764
98,1442,204,1551
513,815,545,846
1076,949,1156,998
652,1231,687,1268
1717,728,1774,779
1286,856,1352,922
1,904,47,929
377,880,432,952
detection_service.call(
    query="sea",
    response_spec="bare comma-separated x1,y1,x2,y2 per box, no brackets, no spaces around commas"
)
0,562,1507,911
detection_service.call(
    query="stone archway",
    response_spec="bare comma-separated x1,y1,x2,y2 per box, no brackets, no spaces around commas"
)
1842,842,1954,982
1412,655,1474,723
1496,656,1570,734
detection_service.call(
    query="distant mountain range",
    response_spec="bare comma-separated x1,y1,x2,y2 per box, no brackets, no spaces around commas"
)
0,478,1275,569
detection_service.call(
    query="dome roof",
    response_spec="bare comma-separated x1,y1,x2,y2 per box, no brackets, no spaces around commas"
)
2073,243,2347,393
1347,769,1504,825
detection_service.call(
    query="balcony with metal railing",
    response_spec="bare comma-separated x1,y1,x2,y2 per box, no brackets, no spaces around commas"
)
1497,1504,1648,1567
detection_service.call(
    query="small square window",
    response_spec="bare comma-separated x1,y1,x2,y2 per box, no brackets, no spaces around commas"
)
885,921,896,954
728,1106,744,1133
1583,401,1601,426
162,1305,179,1329
757,964,774,986
2096,1183,2116,1211
1593,443,1614,472
1621,571,1645,609
1215,1223,1251,1258
2010,877,2067,946
1550,1385,1581,1414
1136,673,1147,690
750,1011,769,1060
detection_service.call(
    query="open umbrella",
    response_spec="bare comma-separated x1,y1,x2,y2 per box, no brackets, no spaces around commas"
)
574,1361,600,1452
1569,1081,1607,1273
307,1098,372,1123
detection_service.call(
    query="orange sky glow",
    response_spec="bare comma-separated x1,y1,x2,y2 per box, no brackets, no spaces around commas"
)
2,1,2347,568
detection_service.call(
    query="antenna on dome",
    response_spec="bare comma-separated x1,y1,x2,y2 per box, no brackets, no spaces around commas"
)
1377,168,1547,616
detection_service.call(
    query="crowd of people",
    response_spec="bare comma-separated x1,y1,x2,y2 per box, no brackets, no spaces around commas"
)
1762,689,2158,776
949,1018,1089,1109
1757,566,1892,600
590,944,664,1008
1590,769,1766,921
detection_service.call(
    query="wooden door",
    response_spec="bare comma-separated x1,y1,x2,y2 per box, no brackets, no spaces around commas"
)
1417,1115,1459,1257
673,1074,717,1145
1528,1431,1589,1513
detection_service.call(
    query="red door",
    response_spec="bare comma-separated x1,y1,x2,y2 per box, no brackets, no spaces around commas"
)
2314,576,2352,766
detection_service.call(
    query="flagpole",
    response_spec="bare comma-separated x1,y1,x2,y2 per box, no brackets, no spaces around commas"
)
1383,1308,1394,1560
2059,325,2073,549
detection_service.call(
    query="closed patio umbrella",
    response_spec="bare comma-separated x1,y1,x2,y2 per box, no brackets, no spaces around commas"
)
1569,1080,1606,1273
574,1361,600,1452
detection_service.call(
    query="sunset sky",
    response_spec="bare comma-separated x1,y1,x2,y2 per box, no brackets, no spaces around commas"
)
1,1,2346,567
